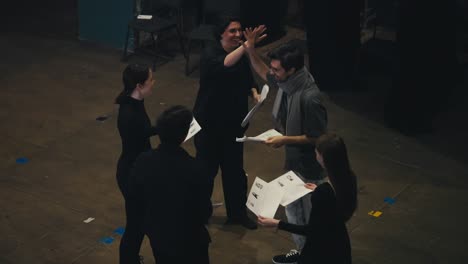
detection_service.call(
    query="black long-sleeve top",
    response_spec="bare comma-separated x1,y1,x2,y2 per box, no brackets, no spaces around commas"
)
130,143,212,251
117,96,157,176
278,182,352,264
193,42,256,135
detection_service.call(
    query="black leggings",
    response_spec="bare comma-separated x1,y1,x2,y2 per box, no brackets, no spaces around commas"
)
117,169,145,264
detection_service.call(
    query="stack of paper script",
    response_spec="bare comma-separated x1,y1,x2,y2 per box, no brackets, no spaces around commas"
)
246,171,314,218
236,129,282,143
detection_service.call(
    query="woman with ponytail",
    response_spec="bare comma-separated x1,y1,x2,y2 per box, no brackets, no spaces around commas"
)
258,133,357,264
115,63,157,264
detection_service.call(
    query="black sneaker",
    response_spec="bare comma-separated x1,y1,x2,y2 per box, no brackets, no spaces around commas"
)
225,216,258,230
272,249,300,264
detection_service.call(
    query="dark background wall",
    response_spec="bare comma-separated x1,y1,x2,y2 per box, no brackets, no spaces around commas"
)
1,0,78,37
78,0,133,48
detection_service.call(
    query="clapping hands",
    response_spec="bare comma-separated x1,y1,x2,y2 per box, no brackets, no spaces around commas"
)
242,25,267,51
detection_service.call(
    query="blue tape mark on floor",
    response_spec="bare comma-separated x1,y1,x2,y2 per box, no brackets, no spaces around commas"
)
16,157,29,164
384,197,396,205
114,227,125,236
99,237,115,244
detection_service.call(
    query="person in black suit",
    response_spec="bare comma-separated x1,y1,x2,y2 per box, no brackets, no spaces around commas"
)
130,105,212,264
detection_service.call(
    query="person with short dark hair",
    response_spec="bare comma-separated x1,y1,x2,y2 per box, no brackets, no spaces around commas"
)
115,63,157,264
192,16,266,230
267,43,305,74
130,105,212,264
243,33,328,263
258,133,357,264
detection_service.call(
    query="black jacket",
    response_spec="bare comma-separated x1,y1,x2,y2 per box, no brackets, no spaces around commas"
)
130,144,212,251
193,42,256,135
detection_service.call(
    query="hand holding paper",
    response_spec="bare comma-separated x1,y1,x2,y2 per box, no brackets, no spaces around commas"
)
257,216,280,227
271,171,314,206
246,177,284,218
241,84,269,127
304,183,317,190
236,129,282,143
264,135,286,148
246,171,315,218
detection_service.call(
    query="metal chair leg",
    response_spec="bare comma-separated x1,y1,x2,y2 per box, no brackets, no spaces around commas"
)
176,27,187,60
185,38,192,76
121,25,130,62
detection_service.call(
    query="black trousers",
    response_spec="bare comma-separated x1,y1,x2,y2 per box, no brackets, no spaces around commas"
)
194,129,248,219
116,165,145,264
150,238,210,264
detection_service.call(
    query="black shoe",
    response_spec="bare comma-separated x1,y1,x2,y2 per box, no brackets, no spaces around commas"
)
272,249,300,264
225,216,257,230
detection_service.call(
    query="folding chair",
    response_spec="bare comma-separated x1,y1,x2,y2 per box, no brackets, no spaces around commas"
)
122,0,186,71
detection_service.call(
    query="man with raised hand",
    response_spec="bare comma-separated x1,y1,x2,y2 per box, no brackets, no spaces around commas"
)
243,31,328,264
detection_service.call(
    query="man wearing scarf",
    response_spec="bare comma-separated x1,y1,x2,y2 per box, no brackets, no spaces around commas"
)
243,36,328,264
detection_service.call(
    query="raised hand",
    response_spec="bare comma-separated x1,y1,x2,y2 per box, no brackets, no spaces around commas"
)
242,25,267,51
253,25,267,44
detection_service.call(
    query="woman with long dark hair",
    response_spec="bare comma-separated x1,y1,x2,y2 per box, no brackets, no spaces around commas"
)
258,133,357,264
115,63,157,264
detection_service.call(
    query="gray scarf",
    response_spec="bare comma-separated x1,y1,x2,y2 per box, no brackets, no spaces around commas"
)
271,67,325,180
272,67,317,134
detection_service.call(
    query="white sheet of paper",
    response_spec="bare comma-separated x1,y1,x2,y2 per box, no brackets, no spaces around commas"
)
246,177,284,218
184,118,201,142
270,171,313,206
241,84,269,127
235,136,264,142
236,129,282,143
137,15,152,20
83,217,95,223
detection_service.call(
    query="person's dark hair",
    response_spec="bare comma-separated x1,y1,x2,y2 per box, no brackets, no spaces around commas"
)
214,16,241,41
316,133,357,222
156,105,193,145
115,63,150,104
267,41,304,72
